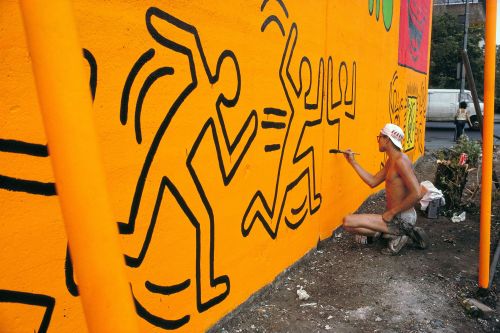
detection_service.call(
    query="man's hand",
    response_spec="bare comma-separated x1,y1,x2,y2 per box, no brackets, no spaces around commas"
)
343,149,355,164
382,211,394,223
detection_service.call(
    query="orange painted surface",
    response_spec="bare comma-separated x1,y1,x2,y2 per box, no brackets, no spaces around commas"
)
0,1,432,332
478,0,496,289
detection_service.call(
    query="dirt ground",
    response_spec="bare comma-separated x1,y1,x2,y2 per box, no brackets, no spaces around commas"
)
209,149,500,333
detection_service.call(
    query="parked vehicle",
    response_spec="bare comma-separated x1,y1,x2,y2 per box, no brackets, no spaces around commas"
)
426,89,483,129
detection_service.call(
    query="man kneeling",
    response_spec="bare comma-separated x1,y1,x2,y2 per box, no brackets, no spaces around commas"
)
342,123,429,255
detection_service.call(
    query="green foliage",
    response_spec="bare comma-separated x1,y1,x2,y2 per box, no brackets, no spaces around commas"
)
433,136,482,213
434,135,481,167
429,13,485,98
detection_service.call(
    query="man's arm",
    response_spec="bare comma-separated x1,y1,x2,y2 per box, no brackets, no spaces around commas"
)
382,158,422,222
344,150,386,188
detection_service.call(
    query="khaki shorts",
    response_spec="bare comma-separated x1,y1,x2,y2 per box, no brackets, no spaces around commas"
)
386,208,417,236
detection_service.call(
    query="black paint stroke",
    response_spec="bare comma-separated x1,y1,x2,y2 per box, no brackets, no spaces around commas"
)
242,23,323,239
261,121,286,129
83,48,97,100
0,139,48,157
118,6,264,316
0,140,55,195
265,144,281,152
0,289,55,333
0,175,56,196
64,245,79,296
0,48,95,197
263,108,287,117
341,61,356,119
131,285,190,330
304,58,324,111
261,0,289,18
261,15,285,36
290,195,307,215
121,49,155,125
145,279,191,295
135,67,175,144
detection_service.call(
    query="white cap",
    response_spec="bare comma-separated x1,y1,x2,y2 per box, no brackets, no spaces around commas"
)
380,123,404,149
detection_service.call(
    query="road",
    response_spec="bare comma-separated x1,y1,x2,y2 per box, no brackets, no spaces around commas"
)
424,121,500,151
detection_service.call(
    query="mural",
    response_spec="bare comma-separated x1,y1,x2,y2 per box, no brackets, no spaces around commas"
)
369,0,394,31
0,1,431,332
398,0,432,73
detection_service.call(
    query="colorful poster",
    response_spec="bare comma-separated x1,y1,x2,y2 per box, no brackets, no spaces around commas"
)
398,0,431,73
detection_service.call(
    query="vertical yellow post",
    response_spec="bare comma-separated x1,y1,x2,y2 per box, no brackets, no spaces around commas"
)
479,0,496,289
19,1,139,331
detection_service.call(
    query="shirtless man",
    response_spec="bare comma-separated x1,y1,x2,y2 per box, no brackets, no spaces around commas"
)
342,123,429,255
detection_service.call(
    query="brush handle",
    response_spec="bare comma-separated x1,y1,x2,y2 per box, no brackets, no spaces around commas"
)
329,149,360,155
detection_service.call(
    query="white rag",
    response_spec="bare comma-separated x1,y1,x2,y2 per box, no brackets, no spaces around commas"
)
419,180,445,210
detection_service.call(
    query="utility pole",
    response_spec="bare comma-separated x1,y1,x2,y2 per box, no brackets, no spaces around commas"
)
460,0,470,101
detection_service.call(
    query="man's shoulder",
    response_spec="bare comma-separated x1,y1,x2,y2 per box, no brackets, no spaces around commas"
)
392,152,412,170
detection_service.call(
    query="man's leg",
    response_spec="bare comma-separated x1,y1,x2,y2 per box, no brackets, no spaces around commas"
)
343,213,389,236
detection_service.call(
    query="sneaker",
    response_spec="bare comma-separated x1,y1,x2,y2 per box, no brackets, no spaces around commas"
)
381,235,408,255
407,227,429,249
367,232,381,244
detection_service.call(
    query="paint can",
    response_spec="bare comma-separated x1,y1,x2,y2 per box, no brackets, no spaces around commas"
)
427,198,441,219
459,153,468,165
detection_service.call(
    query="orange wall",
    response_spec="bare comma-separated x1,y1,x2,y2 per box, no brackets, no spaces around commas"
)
0,1,432,332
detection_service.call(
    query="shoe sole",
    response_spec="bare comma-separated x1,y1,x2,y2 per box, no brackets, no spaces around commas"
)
382,235,409,255
410,227,429,250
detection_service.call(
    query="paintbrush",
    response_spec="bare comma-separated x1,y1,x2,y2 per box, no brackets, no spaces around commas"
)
329,149,360,155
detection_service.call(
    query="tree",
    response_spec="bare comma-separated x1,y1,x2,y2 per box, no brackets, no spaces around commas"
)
429,13,485,99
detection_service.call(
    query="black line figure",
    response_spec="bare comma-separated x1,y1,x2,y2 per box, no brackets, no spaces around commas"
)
242,22,323,239
118,7,257,329
0,289,55,333
326,57,357,151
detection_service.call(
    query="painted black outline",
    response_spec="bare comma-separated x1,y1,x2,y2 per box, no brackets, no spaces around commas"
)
260,0,289,36
135,66,175,143
261,0,289,17
261,121,286,129
145,279,191,295
0,139,48,157
0,289,55,333
263,108,287,117
0,175,56,196
64,245,79,297
0,139,55,195
131,285,190,330
118,6,261,316
0,48,95,197
261,16,285,36
121,49,156,126
242,23,323,239
264,144,281,152
83,48,98,100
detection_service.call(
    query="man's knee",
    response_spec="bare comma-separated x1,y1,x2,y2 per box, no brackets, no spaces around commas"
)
343,215,354,228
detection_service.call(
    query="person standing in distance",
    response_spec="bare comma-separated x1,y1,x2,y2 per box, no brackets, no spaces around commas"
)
342,123,429,255
454,101,473,142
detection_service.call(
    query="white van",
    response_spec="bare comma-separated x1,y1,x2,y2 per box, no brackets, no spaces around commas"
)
426,89,483,129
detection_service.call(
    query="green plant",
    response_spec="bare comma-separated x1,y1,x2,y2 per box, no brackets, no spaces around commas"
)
434,135,481,167
433,136,482,214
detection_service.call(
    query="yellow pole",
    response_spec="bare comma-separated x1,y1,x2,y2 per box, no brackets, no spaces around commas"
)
19,1,139,331
479,0,496,289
